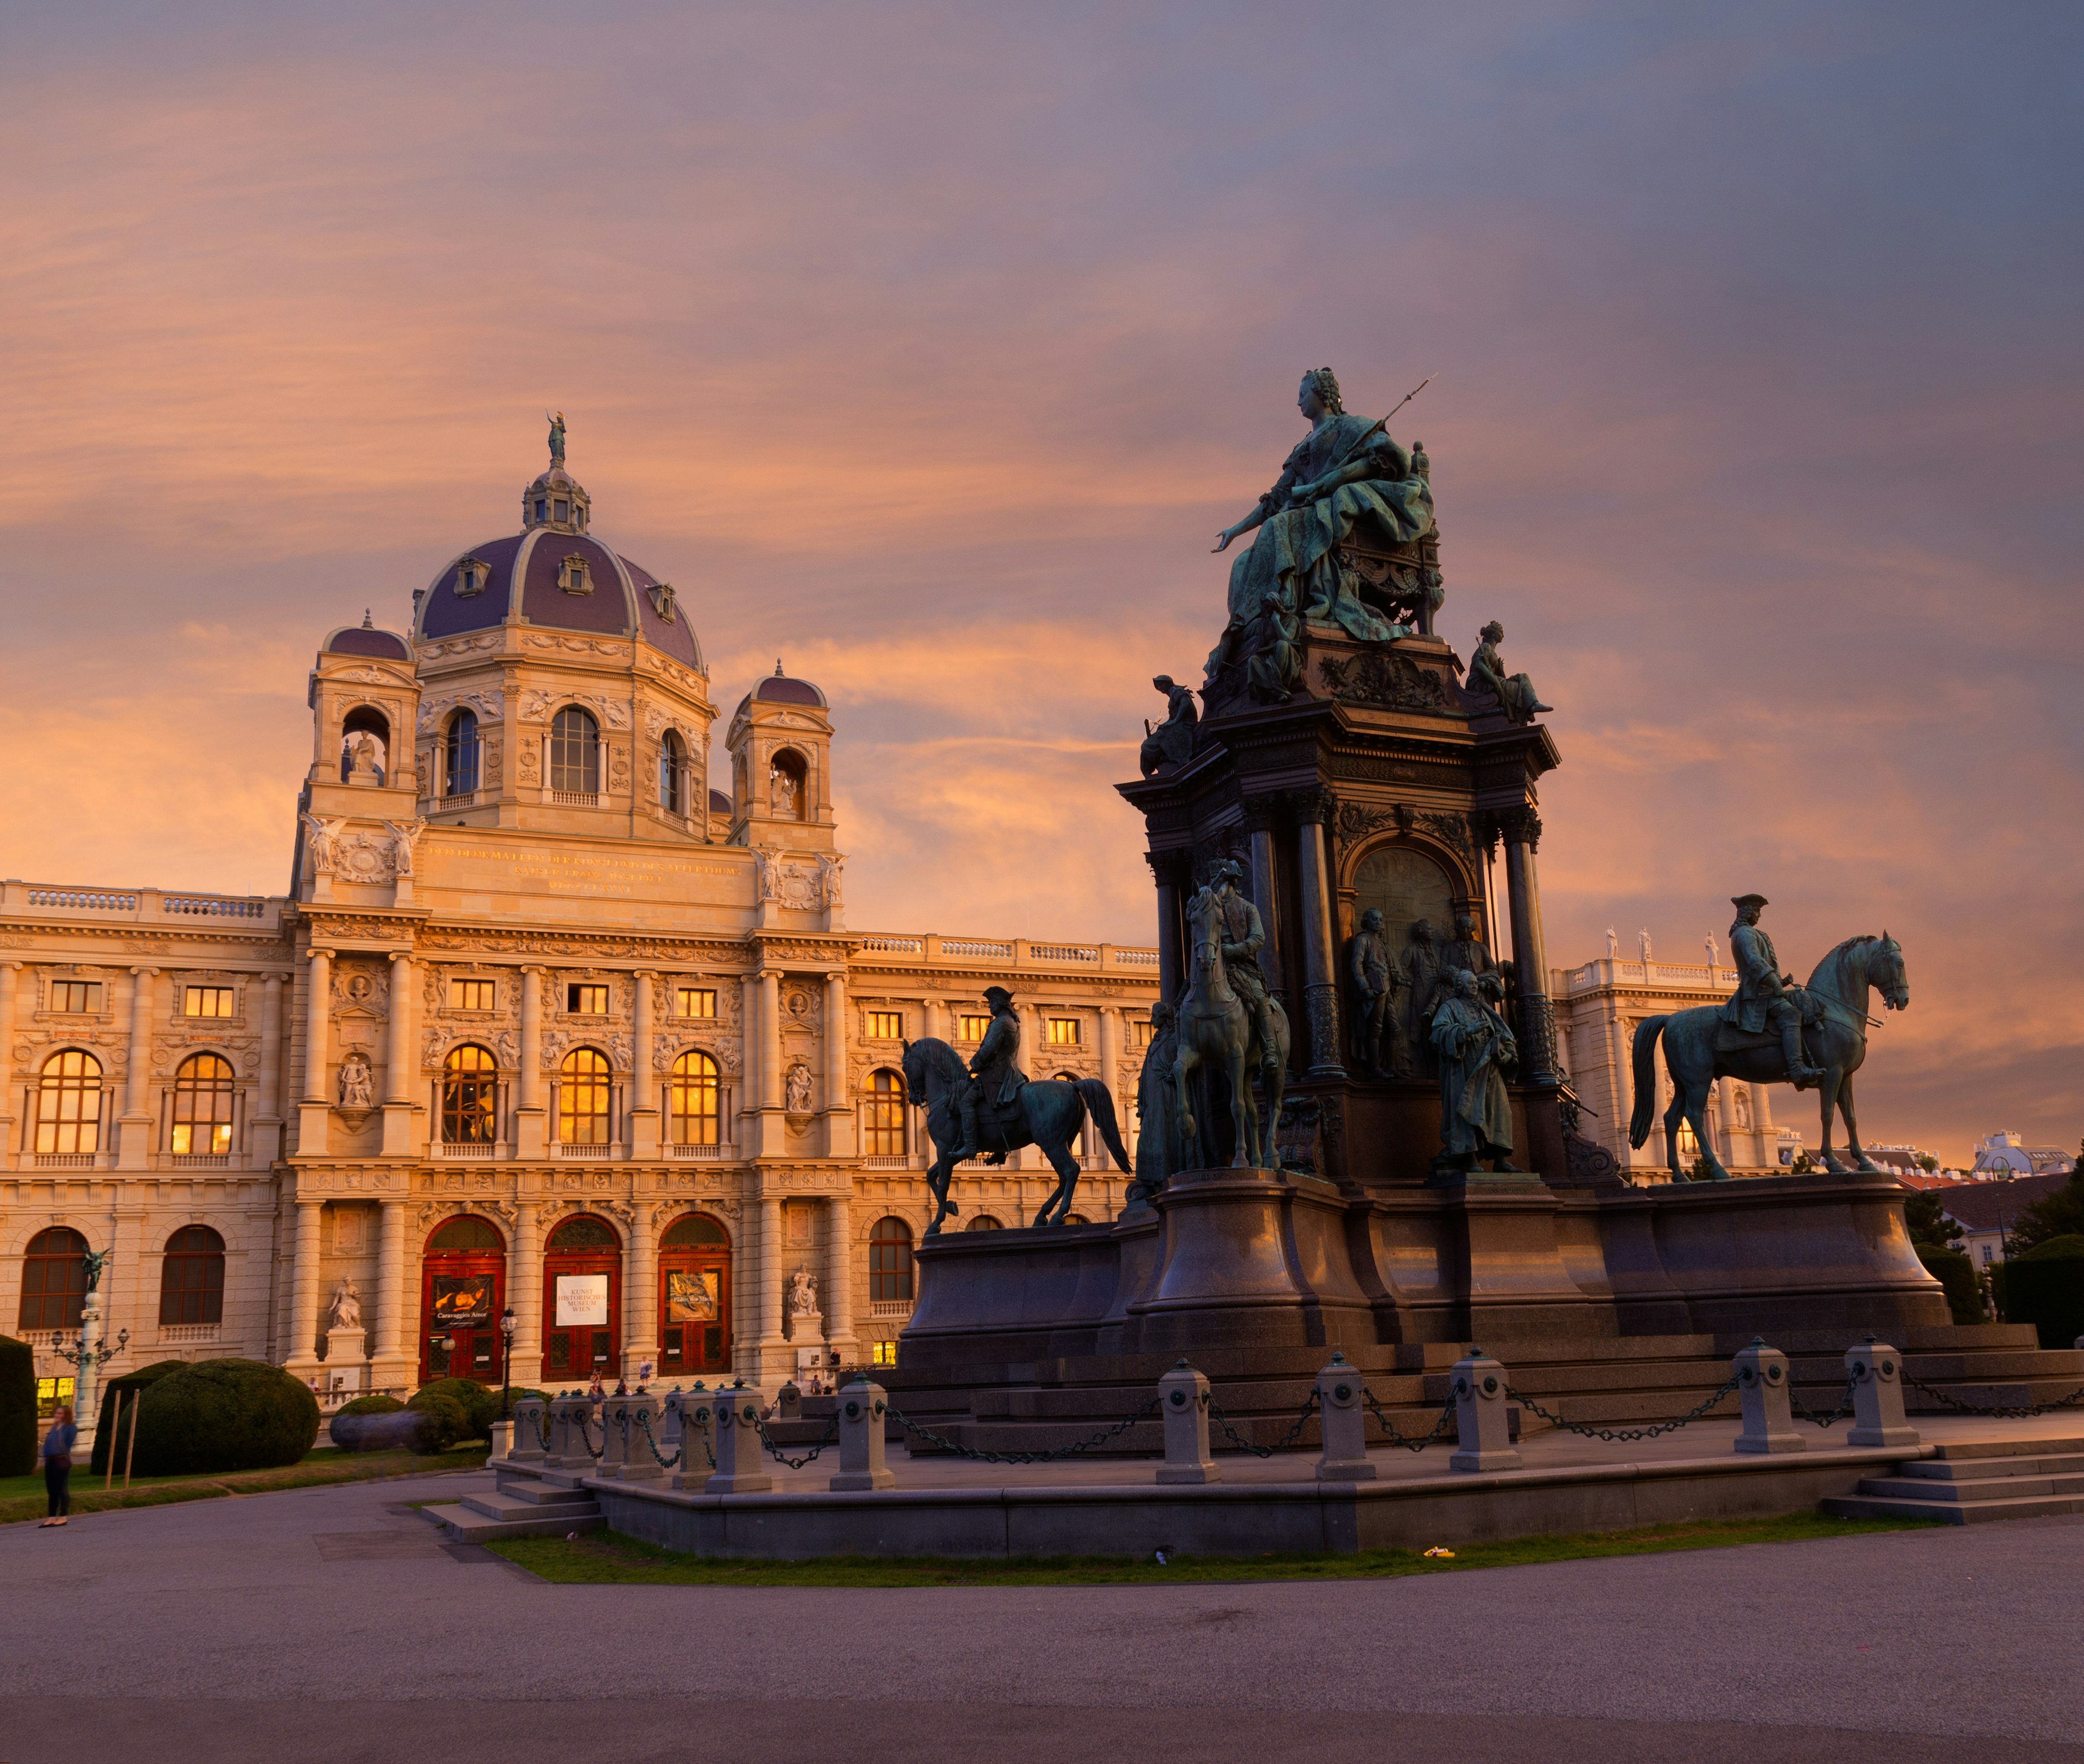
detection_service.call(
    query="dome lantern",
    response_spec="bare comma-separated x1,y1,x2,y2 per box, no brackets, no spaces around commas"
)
522,411,592,534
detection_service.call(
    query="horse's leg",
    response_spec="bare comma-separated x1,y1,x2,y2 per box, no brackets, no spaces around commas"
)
1686,1077,1730,1182
1815,1069,1850,1173
1034,1127,1080,1227
1838,1069,1879,1172
1663,1084,1687,1181
1174,1045,1199,1160
1228,1040,1253,1169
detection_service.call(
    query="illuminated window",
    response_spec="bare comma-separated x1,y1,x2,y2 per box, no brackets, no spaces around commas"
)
18,1227,88,1329
446,709,480,795
1129,1017,1155,1049
35,1376,77,1418
183,986,234,1018
675,987,716,1018
158,1224,225,1325
558,1047,612,1145
964,1215,1003,1232
864,1069,906,1157
442,1045,498,1144
871,1340,898,1366
567,983,609,1014
1677,1121,1699,1158
451,978,494,1011
1046,1017,1081,1046
958,1014,990,1042
49,981,100,1013
169,1053,235,1156
550,707,600,794
670,1050,721,1147
869,1216,913,1303
866,1010,902,1040
659,729,685,815
35,1051,103,1156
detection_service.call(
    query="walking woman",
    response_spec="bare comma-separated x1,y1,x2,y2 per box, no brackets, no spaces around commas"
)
40,1405,77,1527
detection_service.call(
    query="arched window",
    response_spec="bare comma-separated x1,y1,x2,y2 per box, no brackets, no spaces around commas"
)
159,1224,225,1324
169,1052,236,1156
547,1213,620,1251
428,1214,504,1251
446,709,480,797
869,1216,913,1303
442,1044,498,1144
670,1049,720,1146
770,747,807,820
864,1068,906,1157
659,728,685,815
340,706,389,783
558,1046,611,1144
18,1227,88,1329
35,1051,103,1156
550,706,600,794
964,1215,1003,1232
660,1211,729,1249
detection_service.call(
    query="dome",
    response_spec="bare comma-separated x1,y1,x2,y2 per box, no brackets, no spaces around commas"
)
734,661,827,715
411,432,703,674
323,617,411,662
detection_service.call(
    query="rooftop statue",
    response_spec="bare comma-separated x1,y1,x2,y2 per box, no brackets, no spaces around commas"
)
1205,367,1435,685
1467,621,1551,725
1138,676,1198,778
547,409,567,467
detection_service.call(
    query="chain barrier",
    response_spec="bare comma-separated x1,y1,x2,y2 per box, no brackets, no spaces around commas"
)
1508,1372,1742,1444
635,1408,683,1470
1205,1389,1319,1459
531,1408,552,1451
1362,1388,1459,1452
1902,1373,2084,1420
888,1395,1160,1465
1788,1372,1859,1429
573,1410,602,1454
754,1412,840,1469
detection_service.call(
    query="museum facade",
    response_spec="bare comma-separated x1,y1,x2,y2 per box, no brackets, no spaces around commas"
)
1,445,1157,1404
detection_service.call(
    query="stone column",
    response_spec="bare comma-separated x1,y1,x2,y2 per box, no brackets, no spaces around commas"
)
739,975,760,1145
383,951,415,1156
824,970,854,1157
825,1192,856,1365
1098,1005,1121,1131
1293,794,1345,1079
298,948,332,1158
284,1196,324,1373
510,1200,542,1381
626,1206,659,1378
515,966,544,1157
0,961,19,1154
760,971,783,1111
1500,809,1556,1084
1714,1076,1738,1166
1148,852,1184,1005
924,997,946,1043
628,972,659,1159
1016,1004,1041,1169
759,1194,786,1377
118,966,158,1169
253,973,284,1162
373,1198,410,1389
1242,795,1285,1017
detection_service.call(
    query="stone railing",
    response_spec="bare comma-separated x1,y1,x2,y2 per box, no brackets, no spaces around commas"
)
851,934,1160,975
3,881,280,929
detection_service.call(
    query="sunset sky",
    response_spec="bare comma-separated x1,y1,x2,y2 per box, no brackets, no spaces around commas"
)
3,4,2077,1165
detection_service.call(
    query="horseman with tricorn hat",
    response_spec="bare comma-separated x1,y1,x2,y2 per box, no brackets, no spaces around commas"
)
952,984,1029,1164
1719,893,1825,1090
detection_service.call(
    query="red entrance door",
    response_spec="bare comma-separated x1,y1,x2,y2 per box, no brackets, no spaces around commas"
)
657,1211,732,1377
542,1213,621,1384
419,1215,507,1384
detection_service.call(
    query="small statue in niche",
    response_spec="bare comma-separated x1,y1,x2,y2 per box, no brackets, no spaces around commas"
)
1346,908,1406,1078
784,1062,814,1114
1139,675,1198,778
1467,621,1551,725
328,1278,363,1331
770,759,800,819
1246,592,1304,704
338,1051,374,1108
787,1266,819,1317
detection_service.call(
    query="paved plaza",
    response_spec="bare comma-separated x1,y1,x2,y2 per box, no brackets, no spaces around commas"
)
4,1457,2081,1764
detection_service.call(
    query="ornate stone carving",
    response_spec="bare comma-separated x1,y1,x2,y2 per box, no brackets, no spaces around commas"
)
1496,807,1543,852
1317,650,1451,713
518,690,555,724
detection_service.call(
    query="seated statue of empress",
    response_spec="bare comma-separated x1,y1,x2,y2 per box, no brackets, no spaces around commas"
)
1205,366,1435,683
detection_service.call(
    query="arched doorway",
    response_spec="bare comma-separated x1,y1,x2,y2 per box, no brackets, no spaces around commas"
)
543,1213,620,1382
418,1215,506,1383
657,1211,730,1377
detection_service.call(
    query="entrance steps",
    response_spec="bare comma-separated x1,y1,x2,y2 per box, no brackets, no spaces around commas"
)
418,1464,606,1544
1823,1437,2084,1525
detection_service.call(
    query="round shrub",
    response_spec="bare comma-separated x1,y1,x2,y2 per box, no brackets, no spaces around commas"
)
90,1360,191,1476
0,1335,35,1477
131,1359,321,1476
2006,1235,2084,1350
328,1394,410,1453
404,1386,473,1455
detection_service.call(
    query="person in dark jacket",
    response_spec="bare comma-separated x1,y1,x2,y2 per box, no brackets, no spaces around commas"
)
40,1406,77,1527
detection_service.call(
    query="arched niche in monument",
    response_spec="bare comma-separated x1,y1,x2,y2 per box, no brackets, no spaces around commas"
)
1350,841,1457,947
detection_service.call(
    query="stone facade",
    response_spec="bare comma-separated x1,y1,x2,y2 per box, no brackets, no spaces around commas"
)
1,450,1156,1404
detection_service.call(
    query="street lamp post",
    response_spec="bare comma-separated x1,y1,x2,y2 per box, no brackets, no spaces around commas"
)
499,1306,517,1419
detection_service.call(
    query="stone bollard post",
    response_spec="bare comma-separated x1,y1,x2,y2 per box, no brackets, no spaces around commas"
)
778,1381,802,1419
596,1394,634,1477
614,1392,666,1482
509,1396,548,1465
666,1387,711,1493
1448,1349,1522,1473
545,1394,593,1470
829,1375,895,1492
1315,1350,1377,1482
706,1380,774,1494
1157,1359,1218,1484
1732,1337,1804,1454
1846,1337,1919,1448
488,1420,515,1463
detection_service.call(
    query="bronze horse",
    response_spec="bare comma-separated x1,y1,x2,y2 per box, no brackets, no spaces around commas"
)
1629,934,1909,1180
900,1038,1132,1234
1173,883,1288,1169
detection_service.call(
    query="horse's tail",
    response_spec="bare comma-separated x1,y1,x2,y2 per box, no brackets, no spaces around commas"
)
1073,1079,1134,1174
1628,1017,1668,1150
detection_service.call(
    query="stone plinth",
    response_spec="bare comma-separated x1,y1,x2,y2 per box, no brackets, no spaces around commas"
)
323,1327,368,1393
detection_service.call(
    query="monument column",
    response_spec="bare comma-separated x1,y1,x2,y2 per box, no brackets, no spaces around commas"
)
1500,809,1556,1084
383,951,415,1156
118,966,158,1170
515,967,545,1157
1241,795,1285,1016
284,1196,324,1374
824,970,854,1157
1292,792,1345,1079
825,1192,856,1366
510,1200,542,1381
298,948,332,1157
1147,852,1185,1006
373,1198,409,1389
254,974,284,1162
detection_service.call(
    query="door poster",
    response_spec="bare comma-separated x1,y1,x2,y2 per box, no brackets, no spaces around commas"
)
555,1272,610,1327
666,1268,720,1323
431,1274,494,1325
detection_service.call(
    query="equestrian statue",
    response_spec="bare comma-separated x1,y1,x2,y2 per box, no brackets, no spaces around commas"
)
900,986,1132,1234
1173,862,1290,1170
1629,894,1909,1181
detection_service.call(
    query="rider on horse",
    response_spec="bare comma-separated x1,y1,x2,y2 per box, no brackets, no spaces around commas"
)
1720,893,1825,1091
1209,860,1282,1087
953,985,1027,1163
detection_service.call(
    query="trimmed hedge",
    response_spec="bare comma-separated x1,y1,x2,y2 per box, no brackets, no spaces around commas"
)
1914,1245,1984,1328
90,1360,191,1476
131,1359,321,1475
2005,1236,2084,1351
406,1378,548,1452
328,1394,412,1453
0,1335,35,1477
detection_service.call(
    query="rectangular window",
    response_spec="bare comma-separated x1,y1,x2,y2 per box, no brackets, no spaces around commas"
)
567,983,609,1015
451,978,495,1012
675,987,716,1018
50,981,100,1013
872,1341,898,1366
866,1010,902,1040
1046,1017,1081,1046
36,1376,76,1419
958,1014,990,1042
1129,1017,1155,1048
183,986,234,1018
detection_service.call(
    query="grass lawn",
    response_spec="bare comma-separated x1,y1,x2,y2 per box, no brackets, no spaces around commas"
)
1,1442,491,1525
491,1510,1936,1588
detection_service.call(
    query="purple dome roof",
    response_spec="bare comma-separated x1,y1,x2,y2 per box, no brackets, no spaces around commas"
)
734,665,827,715
323,624,411,661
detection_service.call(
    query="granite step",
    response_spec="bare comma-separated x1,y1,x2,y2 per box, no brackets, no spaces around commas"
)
1820,1491,2084,1525
1854,1470,2084,1503
1820,1435,2084,1526
421,1495,604,1544
1896,1451,2084,1482
461,1490,600,1523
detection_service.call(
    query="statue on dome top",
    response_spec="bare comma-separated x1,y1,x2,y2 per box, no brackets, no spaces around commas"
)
547,410,567,468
